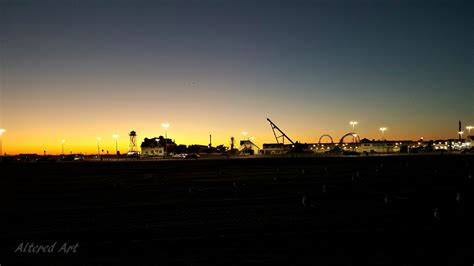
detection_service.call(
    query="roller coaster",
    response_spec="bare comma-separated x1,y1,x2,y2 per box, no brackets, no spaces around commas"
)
266,118,360,147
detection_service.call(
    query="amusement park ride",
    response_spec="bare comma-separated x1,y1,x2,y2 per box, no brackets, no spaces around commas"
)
267,118,295,145
266,118,360,152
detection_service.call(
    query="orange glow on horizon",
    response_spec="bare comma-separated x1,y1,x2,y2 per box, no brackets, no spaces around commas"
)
0,124,468,155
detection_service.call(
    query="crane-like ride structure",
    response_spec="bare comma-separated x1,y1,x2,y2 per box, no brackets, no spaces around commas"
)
267,118,295,145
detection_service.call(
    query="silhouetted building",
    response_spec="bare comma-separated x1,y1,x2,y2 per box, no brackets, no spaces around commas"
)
356,139,401,153
262,143,291,155
239,140,260,155
187,144,208,153
141,136,176,157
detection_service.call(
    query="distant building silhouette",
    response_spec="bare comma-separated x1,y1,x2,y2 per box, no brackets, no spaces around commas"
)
140,136,175,157
239,140,260,155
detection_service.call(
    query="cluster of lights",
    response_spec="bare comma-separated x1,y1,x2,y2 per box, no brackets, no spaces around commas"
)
241,122,468,154
310,144,333,151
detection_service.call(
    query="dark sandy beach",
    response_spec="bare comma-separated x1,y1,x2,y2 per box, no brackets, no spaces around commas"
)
2,155,473,265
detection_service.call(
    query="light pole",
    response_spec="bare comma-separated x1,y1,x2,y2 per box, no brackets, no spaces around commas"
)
379,127,387,141
97,137,101,159
0,129,5,157
349,121,358,132
242,131,248,140
155,139,160,156
162,123,170,157
466,126,473,135
352,133,358,149
458,131,464,141
61,139,65,155
113,134,119,158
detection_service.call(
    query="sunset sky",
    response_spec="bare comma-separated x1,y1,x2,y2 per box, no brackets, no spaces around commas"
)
1,0,472,155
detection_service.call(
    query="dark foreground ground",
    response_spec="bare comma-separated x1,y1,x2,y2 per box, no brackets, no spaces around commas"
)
1,155,474,265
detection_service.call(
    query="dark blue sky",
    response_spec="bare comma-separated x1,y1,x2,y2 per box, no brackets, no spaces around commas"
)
0,0,473,152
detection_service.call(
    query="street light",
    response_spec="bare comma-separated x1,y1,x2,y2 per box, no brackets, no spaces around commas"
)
61,139,65,155
162,123,170,157
379,127,387,140
162,123,170,138
351,133,358,145
242,131,248,140
97,137,101,159
349,121,358,131
466,126,473,135
112,134,119,158
0,129,5,157
458,131,464,140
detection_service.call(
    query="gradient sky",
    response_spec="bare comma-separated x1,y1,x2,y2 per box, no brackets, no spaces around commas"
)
1,0,472,154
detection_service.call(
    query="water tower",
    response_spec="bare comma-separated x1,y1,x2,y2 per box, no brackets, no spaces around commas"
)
129,131,137,152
